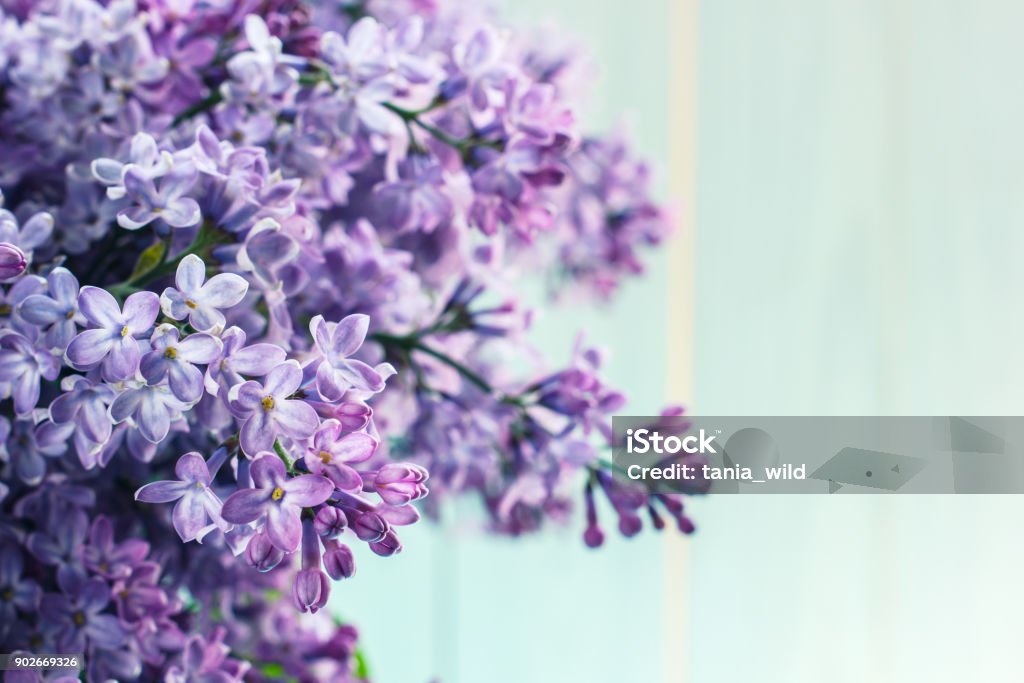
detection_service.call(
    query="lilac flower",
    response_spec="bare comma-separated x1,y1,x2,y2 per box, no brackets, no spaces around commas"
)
0,275,46,335
0,545,41,637
27,507,89,567
18,267,86,350
91,132,173,198
0,208,53,267
135,452,227,542
0,242,26,280
303,420,377,492
222,15,297,105
0,332,60,415
0,0,684,671
82,516,149,580
160,254,249,333
0,417,73,486
203,326,285,397
164,628,250,683
116,166,201,230
310,314,387,401
220,453,334,552
39,565,125,653
228,360,319,455
109,380,186,443
48,376,117,450
65,287,159,381
140,325,222,402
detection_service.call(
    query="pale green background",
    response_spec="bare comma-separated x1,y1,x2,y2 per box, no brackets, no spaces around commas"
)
692,1,1024,682
339,1,1024,681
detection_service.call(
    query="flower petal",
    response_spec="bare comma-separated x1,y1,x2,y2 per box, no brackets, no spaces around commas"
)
122,291,159,334
168,361,204,403
176,333,222,363
66,329,114,368
265,503,302,552
104,335,141,381
240,412,273,455
249,453,286,488
138,391,171,443
230,343,286,376
220,488,270,525
172,493,209,542
274,399,319,440
135,480,188,503
77,286,122,328
198,272,249,308
174,254,206,295
282,473,334,507
332,431,378,464
263,360,302,397
331,314,369,358
175,452,211,484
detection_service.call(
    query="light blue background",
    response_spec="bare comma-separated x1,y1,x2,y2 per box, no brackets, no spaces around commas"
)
338,1,1024,681
692,2,1024,682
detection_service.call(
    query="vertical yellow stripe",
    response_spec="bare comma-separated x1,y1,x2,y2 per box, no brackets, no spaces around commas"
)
663,0,697,681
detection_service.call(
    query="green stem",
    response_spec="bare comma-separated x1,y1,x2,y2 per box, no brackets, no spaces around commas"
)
172,89,224,126
273,439,295,474
411,341,493,394
372,332,494,394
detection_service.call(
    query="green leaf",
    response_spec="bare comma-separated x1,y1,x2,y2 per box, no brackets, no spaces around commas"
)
354,648,370,679
129,240,167,281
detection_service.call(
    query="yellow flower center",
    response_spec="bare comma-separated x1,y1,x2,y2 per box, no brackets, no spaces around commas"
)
72,611,86,627
319,450,332,464
185,299,198,309
164,347,177,359
261,396,275,411
271,487,284,501
120,325,130,337
66,309,76,320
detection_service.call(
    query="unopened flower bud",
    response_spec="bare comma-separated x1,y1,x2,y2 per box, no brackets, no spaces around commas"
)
369,529,402,557
246,531,285,572
374,463,429,506
314,505,348,539
351,511,388,542
292,568,330,613
323,541,356,580
0,242,27,280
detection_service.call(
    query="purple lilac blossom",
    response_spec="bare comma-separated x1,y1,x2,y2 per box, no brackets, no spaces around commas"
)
220,453,334,552
227,360,319,456
0,0,687,678
65,288,159,381
160,254,249,333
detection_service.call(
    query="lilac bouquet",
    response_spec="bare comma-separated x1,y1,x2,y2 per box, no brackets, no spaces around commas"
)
0,0,700,679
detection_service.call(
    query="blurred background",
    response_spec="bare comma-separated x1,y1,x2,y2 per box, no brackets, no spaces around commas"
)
341,1,1024,681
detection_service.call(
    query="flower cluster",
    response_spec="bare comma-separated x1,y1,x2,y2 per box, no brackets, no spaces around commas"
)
0,0,688,678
